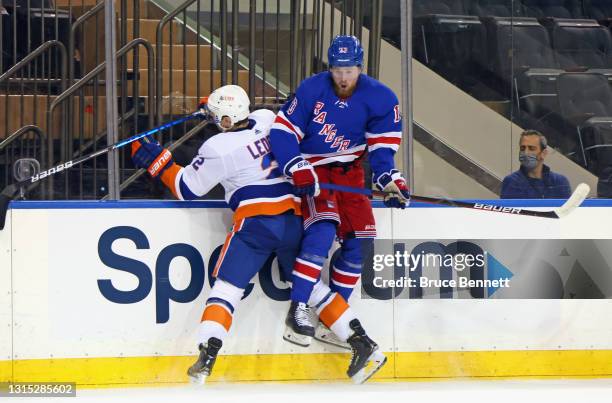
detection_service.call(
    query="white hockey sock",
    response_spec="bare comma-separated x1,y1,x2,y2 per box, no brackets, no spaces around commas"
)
315,292,357,342
196,279,243,346
198,302,232,345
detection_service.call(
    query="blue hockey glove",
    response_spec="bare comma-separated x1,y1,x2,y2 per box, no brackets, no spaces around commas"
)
375,169,410,209
131,138,174,178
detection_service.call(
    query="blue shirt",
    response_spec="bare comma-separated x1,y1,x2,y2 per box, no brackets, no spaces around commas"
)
500,165,571,199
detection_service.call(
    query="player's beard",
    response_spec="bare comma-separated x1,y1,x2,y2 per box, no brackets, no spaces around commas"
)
334,81,356,99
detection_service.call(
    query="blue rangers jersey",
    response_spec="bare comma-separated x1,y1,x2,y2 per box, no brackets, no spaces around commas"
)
269,71,402,179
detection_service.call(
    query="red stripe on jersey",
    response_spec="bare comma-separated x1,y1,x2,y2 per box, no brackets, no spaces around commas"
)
274,115,302,141
294,261,322,279
367,137,402,146
332,271,360,285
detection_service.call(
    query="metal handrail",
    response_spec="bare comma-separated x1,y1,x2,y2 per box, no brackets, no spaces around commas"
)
103,118,210,199
48,38,155,147
0,125,46,161
46,38,154,199
0,40,67,197
0,40,67,89
155,0,198,125
68,0,105,85
0,125,47,198
72,108,137,159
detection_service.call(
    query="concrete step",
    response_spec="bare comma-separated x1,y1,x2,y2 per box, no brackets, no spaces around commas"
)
125,44,213,70
0,95,106,139
134,69,250,97
55,0,164,19
126,19,186,45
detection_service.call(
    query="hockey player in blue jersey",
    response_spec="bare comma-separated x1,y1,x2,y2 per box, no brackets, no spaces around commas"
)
269,35,410,382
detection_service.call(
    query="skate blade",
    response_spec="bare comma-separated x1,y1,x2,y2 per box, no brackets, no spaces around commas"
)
188,373,208,385
283,326,313,347
314,332,351,350
351,350,387,385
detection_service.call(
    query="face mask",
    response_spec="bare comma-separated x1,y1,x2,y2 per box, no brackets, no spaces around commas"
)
519,151,538,171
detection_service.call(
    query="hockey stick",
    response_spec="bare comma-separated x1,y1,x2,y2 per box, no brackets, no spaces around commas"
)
0,111,204,231
319,182,590,219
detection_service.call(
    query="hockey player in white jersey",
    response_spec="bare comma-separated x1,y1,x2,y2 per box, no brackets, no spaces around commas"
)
131,85,303,383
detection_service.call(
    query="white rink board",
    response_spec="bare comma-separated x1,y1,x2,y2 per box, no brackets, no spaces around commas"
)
2,202,612,362
392,299,612,351
390,205,612,239
390,206,612,351
0,212,11,362
7,206,391,360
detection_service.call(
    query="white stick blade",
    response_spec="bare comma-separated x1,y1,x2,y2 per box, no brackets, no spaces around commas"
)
554,183,590,218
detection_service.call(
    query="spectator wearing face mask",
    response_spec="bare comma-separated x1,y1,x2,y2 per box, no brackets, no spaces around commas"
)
500,130,571,199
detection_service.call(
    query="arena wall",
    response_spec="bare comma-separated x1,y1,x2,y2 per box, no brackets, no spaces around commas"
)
1,200,611,385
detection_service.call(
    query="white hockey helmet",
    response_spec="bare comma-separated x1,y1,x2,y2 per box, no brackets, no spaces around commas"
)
206,85,250,131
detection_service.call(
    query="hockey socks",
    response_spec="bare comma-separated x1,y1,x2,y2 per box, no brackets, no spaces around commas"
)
330,256,362,301
309,281,356,342
290,221,336,303
329,237,368,301
196,279,243,346
316,293,357,342
291,254,325,302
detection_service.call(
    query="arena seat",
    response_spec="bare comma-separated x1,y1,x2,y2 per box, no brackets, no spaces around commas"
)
413,0,467,17
557,72,612,172
545,18,612,77
468,0,524,17
522,0,585,19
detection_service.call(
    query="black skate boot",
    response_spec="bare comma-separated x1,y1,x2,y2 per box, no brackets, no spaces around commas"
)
187,337,223,384
346,319,387,384
283,301,315,347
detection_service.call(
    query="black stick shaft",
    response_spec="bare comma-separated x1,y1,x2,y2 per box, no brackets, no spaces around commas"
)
320,183,559,219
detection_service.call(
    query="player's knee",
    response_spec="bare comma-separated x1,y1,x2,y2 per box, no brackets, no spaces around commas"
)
308,280,333,308
207,279,244,311
340,237,372,265
301,221,337,258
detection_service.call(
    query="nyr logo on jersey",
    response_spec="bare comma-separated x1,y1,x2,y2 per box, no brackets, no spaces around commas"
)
339,47,348,53
335,99,349,109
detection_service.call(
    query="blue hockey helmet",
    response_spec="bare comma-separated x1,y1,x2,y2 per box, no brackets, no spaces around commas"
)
327,35,364,68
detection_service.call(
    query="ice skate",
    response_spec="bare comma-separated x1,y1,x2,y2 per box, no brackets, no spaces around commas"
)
283,301,315,347
187,337,223,384
346,319,387,384
314,320,351,350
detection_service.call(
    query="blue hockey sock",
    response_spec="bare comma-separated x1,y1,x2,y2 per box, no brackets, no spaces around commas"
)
290,221,336,303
